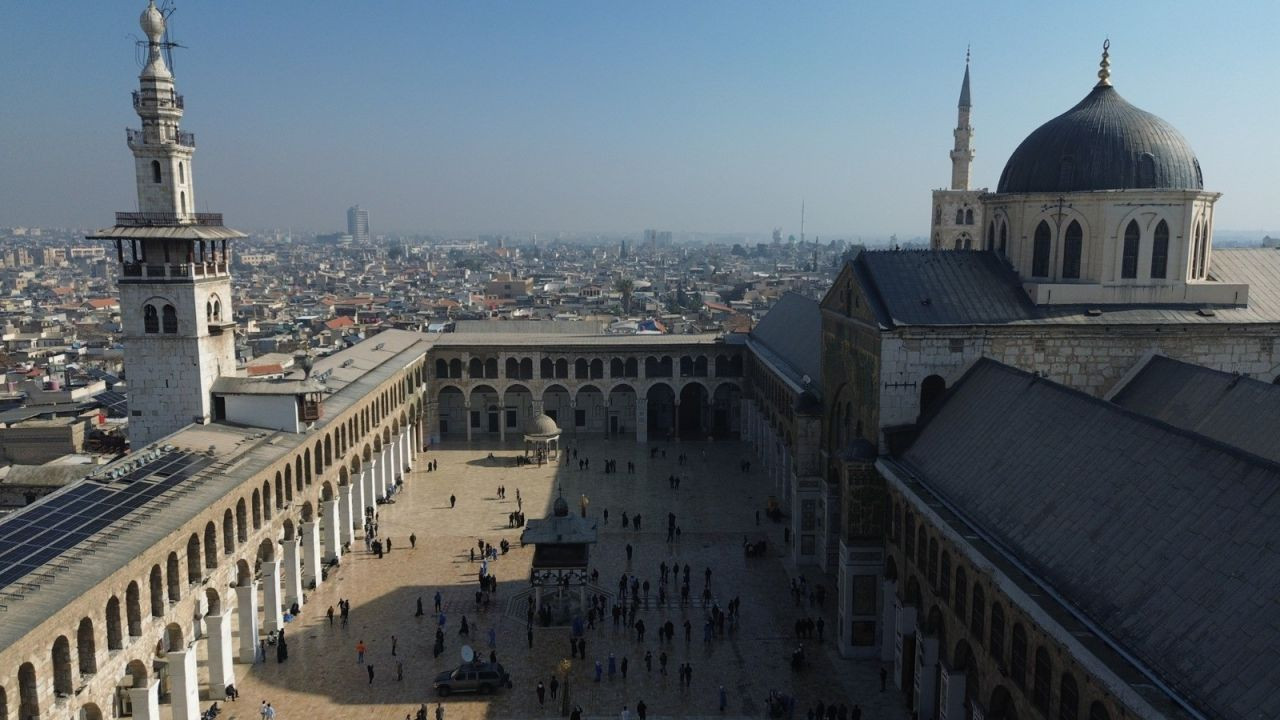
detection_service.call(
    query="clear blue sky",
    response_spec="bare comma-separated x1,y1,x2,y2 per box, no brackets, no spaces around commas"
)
2,1,1277,238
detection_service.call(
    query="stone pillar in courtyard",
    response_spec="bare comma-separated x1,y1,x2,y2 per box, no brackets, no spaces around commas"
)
235,583,259,663
389,438,400,486
465,402,473,441
635,398,648,443
339,483,356,545
205,612,235,697
129,681,160,720
261,561,283,632
322,499,342,563
367,459,381,502
402,427,413,470
167,648,200,720
301,521,321,588
427,401,440,445
281,540,303,609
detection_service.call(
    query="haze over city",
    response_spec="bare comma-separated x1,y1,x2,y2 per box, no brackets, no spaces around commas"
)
2,0,1278,237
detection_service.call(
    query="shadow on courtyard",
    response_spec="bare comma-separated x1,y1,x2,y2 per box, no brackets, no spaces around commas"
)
226,440,904,720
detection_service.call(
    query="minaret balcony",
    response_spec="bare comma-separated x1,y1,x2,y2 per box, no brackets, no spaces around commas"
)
119,261,229,282
132,90,183,110
116,212,224,227
126,128,195,148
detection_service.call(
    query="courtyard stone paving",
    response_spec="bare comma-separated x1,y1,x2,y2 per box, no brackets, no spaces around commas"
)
217,439,908,719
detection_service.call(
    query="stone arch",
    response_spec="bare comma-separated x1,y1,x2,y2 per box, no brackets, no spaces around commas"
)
468,358,483,379
275,471,285,509
304,447,313,486
589,358,604,379
953,639,980,717
338,466,350,487
576,384,605,433
124,658,149,688
80,702,104,720
236,559,253,587
919,374,946,422
163,622,184,652
165,551,181,602
711,380,741,438
646,382,676,440
677,381,710,439
610,357,625,378
436,358,448,378
251,488,262,530
504,384,534,432
505,357,519,379
126,581,144,636
989,685,1017,720
574,358,589,379
484,357,498,378
300,501,315,524
257,537,276,564
645,355,673,378
106,595,124,650
222,508,235,553
148,565,165,617
235,499,249,545
52,634,74,696
542,384,572,428
76,617,97,676
262,479,273,520
18,662,38,719
186,533,202,584
293,456,303,493
313,440,324,478
324,434,333,469
606,383,637,436
282,518,296,542
205,586,222,616
321,481,335,502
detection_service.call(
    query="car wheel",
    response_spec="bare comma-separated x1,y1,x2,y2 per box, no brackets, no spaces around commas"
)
437,687,450,698
479,684,492,695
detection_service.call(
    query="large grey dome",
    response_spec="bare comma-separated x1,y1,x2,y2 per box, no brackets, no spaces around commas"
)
997,85,1203,194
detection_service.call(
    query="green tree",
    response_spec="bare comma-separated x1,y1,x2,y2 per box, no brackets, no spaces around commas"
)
613,277,635,313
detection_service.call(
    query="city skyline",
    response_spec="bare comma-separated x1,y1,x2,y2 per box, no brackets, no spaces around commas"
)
2,1,1278,237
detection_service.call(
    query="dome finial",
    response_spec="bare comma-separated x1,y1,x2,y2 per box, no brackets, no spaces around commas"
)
1096,39,1112,88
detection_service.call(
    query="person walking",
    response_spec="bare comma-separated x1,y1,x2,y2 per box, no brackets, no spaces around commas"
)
391,634,398,655
410,533,417,549
327,605,335,626
416,597,424,617
608,652,617,680
550,676,559,699
719,684,727,713
434,591,443,613
536,680,545,706
435,704,444,720
644,650,652,673
621,656,629,679
450,494,456,509
397,660,404,681
367,664,375,684
356,640,366,664
594,660,603,682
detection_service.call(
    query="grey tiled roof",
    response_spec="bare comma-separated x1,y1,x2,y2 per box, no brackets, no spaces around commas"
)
901,359,1280,720
748,292,822,394
1110,355,1280,464
854,248,1280,328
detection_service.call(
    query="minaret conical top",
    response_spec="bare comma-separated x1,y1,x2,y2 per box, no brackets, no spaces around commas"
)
140,1,171,79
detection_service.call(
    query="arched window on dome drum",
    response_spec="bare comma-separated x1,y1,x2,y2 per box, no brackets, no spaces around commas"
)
144,304,159,334
1031,221,1051,278
1196,221,1209,278
1151,220,1169,279
955,209,965,225
986,222,995,251
1062,221,1083,279
964,209,974,225
1122,221,1140,279
999,222,1008,254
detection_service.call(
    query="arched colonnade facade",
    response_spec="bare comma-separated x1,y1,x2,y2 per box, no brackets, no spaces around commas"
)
0,354,431,720
429,344,745,444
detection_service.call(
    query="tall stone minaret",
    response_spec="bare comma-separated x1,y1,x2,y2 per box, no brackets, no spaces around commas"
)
949,49,974,191
89,1,243,447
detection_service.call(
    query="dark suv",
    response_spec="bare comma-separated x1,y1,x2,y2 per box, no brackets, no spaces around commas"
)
432,662,510,697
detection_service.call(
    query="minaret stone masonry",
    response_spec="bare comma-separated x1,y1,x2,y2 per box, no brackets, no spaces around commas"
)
88,1,245,447
949,51,974,191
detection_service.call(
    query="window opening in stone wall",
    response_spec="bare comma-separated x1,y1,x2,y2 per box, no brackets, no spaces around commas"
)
1032,221,1051,277
1151,220,1169,279
1062,220,1082,279
162,304,178,333
144,304,159,333
1122,220,1140,279
151,160,162,183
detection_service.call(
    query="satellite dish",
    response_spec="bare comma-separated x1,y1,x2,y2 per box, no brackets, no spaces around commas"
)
461,645,475,663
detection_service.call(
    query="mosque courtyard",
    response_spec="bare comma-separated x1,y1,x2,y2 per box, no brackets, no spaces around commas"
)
213,439,908,719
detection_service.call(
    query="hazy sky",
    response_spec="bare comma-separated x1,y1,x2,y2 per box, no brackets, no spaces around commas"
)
2,1,1278,238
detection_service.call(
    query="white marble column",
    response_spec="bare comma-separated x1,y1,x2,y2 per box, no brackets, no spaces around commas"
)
401,428,412,470
381,446,393,495
129,680,160,720
205,612,235,697
391,438,402,483
339,484,356,546
301,521,321,588
235,584,259,664
322,500,342,563
260,561,283,633
367,459,381,502
282,540,303,609
352,472,367,531
167,648,200,720
409,423,418,463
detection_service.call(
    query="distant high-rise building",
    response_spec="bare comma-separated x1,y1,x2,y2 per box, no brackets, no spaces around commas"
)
643,229,672,248
347,205,370,244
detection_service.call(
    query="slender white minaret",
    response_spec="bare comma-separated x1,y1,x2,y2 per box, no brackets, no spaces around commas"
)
89,1,243,447
949,49,974,191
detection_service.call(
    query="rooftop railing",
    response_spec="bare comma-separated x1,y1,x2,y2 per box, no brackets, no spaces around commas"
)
116,212,224,227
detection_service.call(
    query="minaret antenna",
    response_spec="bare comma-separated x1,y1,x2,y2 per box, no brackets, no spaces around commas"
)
800,199,806,245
